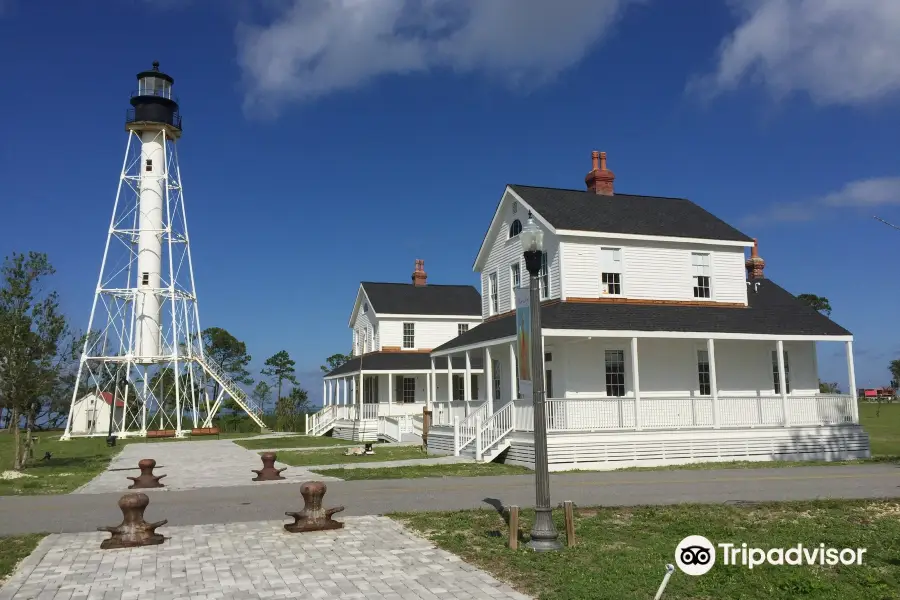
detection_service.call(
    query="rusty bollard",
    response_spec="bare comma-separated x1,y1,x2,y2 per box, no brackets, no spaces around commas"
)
284,481,345,533
127,459,166,489
98,492,167,549
252,452,287,481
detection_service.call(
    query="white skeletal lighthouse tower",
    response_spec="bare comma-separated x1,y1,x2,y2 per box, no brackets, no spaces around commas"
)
62,62,267,439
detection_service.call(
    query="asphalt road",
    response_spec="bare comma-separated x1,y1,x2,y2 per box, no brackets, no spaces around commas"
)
1,464,899,536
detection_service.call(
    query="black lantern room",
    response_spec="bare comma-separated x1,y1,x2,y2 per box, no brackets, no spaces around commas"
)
127,61,182,131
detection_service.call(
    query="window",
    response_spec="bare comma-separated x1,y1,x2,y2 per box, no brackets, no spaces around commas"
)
697,350,711,396
509,219,522,238
600,248,622,295
510,262,521,297
692,253,711,299
458,323,469,336
604,350,626,397
492,359,501,401
470,374,479,401
512,201,518,213
363,302,368,313
145,159,152,172
402,323,415,349
538,252,549,299
489,272,498,314
772,350,791,394
452,374,465,401
141,272,149,286
544,352,552,362
403,377,416,403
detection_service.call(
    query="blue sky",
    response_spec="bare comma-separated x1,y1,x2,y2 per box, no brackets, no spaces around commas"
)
2,0,899,404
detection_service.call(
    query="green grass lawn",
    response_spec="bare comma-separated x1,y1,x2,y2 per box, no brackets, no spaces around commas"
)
315,462,532,480
234,435,356,450
0,534,44,584
393,499,900,600
275,445,430,466
0,430,260,496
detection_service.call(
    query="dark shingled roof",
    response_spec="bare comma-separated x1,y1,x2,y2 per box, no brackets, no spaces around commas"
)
433,279,850,352
509,184,755,243
326,352,484,377
361,282,481,316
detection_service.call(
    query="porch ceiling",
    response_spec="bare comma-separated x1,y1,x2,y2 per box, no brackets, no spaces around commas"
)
325,351,484,377
432,279,851,354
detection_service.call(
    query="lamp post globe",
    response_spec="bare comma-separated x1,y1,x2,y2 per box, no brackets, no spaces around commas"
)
521,213,561,552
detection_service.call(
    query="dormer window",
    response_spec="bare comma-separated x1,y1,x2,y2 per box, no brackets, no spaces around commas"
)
509,219,522,238
692,253,711,299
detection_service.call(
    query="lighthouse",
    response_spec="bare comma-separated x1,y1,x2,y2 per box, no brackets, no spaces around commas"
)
61,62,266,439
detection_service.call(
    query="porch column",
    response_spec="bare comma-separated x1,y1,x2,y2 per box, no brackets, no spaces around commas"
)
630,337,642,430
485,346,494,414
447,355,454,402
323,379,328,407
707,338,720,428
776,340,788,426
509,342,517,400
344,377,348,406
429,357,436,408
846,340,859,423
387,373,393,416
464,350,472,403
359,371,364,410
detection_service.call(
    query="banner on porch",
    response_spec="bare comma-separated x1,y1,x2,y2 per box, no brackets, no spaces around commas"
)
515,286,533,398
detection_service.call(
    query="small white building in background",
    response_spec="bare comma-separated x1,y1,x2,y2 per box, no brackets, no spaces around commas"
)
68,392,124,436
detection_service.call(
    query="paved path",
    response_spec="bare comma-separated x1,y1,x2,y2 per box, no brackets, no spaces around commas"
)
0,517,530,600
2,464,899,536
74,440,339,494
309,455,470,471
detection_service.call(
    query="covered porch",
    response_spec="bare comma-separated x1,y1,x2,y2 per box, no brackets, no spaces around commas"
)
425,294,868,469
309,351,483,441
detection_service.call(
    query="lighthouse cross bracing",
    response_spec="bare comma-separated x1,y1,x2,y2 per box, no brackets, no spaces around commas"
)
61,63,266,439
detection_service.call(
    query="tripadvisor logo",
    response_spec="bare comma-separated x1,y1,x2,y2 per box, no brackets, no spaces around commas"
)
675,536,867,575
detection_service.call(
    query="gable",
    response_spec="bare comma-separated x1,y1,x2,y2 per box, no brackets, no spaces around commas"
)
348,285,377,327
472,186,555,272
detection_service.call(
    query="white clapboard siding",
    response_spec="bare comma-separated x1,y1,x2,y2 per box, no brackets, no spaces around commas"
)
479,191,560,318
559,239,748,304
378,317,481,350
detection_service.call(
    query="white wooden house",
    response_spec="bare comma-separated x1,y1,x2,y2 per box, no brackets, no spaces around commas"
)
424,151,868,470
310,260,485,441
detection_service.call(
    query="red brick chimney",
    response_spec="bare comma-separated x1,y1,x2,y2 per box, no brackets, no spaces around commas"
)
745,239,766,280
585,150,615,195
412,259,427,286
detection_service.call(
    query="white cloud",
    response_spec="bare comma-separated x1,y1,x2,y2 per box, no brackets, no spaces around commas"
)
691,0,900,106
741,176,900,226
236,0,638,112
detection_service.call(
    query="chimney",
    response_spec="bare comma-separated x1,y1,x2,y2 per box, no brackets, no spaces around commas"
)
412,259,427,286
745,239,766,280
585,150,615,195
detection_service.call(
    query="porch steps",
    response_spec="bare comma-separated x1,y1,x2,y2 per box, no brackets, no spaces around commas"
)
457,438,512,462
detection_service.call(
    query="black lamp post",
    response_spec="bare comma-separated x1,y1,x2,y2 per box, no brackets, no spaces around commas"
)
520,214,561,552
106,365,121,447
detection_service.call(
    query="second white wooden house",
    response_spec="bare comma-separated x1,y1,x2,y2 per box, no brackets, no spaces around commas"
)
309,260,485,441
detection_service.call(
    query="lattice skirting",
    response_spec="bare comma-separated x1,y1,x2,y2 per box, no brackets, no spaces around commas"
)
496,426,870,471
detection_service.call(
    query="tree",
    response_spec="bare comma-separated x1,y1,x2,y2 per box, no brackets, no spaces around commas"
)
274,386,309,431
261,350,298,401
250,381,272,413
890,360,900,391
797,294,832,317
202,327,253,412
321,352,352,374
819,381,841,394
0,252,68,470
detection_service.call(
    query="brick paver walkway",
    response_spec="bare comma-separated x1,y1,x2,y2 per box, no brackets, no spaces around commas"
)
0,517,530,600
74,440,339,494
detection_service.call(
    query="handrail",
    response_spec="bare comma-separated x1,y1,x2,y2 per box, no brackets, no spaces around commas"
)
456,401,491,451
192,348,266,429
478,401,515,458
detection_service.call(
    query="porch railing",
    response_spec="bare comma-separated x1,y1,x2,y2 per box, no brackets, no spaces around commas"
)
379,416,402,442
432,400,487,427
506,394,856,432
477,400,515,459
